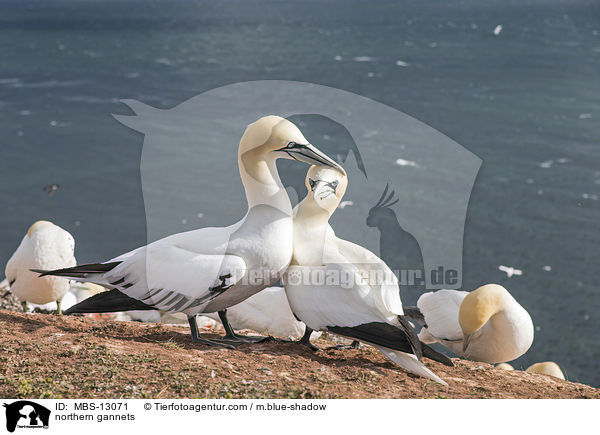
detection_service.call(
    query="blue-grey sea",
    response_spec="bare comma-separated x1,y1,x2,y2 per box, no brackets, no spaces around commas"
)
1,0,599,386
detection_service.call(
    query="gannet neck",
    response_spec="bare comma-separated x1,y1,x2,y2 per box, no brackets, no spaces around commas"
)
459,284,510,335
238,153,291,212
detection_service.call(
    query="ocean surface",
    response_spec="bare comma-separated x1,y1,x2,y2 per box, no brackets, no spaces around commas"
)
1,0,599,386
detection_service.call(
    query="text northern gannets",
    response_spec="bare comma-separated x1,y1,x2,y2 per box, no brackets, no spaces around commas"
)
414,284,534,363
36,116,342,347
284,166,452,384
5,221,76,314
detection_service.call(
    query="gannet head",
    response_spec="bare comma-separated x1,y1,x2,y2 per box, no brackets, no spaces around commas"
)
459,284,511,352
239,116,343,171
526,361,565,380
27,220,54,238
304,165,348,215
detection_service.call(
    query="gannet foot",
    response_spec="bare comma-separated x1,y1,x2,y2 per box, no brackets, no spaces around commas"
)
223,333,273,344
190,335,238,349
327,340,361,350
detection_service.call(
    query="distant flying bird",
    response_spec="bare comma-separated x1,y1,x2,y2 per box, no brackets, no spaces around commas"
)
498,265,523,278
493,25,503,36
5,221,76,314
43,184,60,196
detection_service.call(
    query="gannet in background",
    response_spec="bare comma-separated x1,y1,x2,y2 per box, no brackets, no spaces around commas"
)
35,116,342,347
206,286,314,339
411,284,534,363
284,166,453,384
526,361,565,380
495,362,514,371
5,221,76,314
498,265,523,278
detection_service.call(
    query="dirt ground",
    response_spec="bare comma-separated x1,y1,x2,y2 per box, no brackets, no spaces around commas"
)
0,310,597,399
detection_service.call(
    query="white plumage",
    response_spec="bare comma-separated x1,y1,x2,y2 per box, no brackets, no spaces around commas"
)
5,221,76,312
284,166,450,384
207,286,311,339
416,284,534,363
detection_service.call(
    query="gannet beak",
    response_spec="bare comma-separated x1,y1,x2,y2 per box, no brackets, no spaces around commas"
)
462,333,473,352
277,143,345,173
312,181,337,200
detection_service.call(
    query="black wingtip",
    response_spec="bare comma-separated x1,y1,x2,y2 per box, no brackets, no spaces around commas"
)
64,288,154,314
422,343,454,366
402,307,426,327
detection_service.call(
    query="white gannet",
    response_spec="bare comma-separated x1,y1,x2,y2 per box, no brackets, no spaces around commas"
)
526,361,565,380
5,220,76,314
495,362,514,371
206,286,313,339
35,116,342,347
412,284,534,363
284,166,452,384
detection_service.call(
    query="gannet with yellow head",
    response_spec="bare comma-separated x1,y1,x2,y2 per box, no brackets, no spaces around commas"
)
414,284,534,363
34,116,342,347
5,220,76,314
526,361,565,380
284,166,453,384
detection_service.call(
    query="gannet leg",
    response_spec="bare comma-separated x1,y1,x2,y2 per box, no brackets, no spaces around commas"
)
21,301,27,313
217,310,271,343
298,326,319,351
187,316,237,349
56,297,63,316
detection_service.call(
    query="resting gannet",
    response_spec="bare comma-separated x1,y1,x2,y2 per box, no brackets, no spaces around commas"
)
206,286,313,339
284,166,453,384
5,221,76,314
526,361,565,380
35,116,342,347
412,284,534,363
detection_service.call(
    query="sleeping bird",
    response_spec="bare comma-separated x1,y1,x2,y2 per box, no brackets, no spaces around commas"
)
411,284,534,363
5,221,76,314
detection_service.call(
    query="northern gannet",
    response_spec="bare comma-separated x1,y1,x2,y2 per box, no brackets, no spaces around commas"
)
206,286,313,339
5,220,76,314
526,361,565,380
35,116,342,347
412,284,534,363
495,362,514,371
284,166,453,384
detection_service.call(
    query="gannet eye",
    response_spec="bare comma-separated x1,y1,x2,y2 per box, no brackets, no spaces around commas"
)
286,141,297,148
330,181,338,188
308,178,316,189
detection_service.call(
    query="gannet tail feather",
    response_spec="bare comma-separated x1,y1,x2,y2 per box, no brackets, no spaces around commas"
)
31,262,121,286
64,289,154,314
328,322,453,366
402,306,426,327
375,346,447,385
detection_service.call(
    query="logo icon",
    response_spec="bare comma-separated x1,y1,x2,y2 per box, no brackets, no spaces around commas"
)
3,401,50,433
